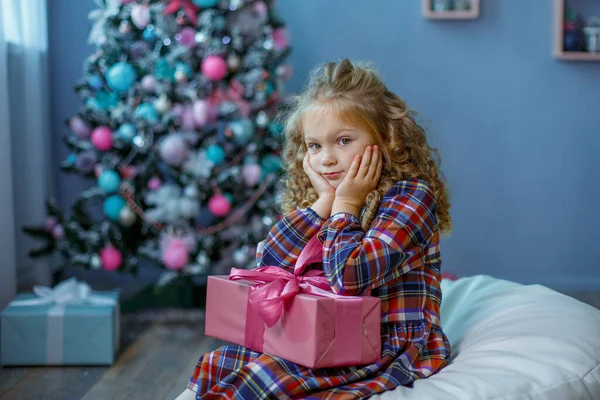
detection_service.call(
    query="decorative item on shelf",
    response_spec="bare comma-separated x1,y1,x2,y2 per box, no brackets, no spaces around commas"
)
563,7,585,52
454,0,472,11
432,0,452,12
584,17,600,53
423,0,479,20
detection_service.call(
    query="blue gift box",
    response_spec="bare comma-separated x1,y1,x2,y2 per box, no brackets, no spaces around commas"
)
0,279,120,366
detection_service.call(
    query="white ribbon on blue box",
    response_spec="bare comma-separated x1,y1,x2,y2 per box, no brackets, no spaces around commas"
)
1,278,120,366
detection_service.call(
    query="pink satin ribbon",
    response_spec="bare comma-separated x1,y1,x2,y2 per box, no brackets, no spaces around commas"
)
229,235,332,328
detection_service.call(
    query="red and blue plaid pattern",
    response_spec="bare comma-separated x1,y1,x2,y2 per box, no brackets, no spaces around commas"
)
189,179,452,399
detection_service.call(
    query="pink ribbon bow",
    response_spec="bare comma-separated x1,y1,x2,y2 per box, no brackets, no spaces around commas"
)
229,235,335,327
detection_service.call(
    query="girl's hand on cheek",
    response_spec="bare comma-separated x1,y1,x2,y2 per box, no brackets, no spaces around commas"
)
303,152,335,199
334,145,382,209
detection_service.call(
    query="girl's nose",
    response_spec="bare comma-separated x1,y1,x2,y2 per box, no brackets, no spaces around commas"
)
320,152,336,166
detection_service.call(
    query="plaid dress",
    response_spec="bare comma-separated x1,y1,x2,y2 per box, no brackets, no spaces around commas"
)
189,179,451,399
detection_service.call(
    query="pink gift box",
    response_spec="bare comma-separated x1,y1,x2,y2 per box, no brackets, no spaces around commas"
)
205,275,381,368
205,235,381,369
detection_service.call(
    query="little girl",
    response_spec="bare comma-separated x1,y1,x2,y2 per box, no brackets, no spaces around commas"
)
177,59,452,399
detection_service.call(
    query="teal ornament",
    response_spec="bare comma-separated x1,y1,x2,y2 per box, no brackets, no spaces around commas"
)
268,121,284,137
118,123,136,141
135,103,159,123
192,0,220,7
175,62,192,78
142,26,156,41
230,119,255,145
154,58,176,81
265,81,275,96
103,195,126,221
66,153,77,164
261,154,281,176
88,75,104,91
98,170,121,194
224,193,233,204
95,91,119,110
206,144,225,164
86,97,102,111
213,16,226,31
106,62,137,94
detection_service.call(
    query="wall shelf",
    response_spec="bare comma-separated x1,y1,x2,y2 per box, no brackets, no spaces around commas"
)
553,0,600,61
422,0,479,20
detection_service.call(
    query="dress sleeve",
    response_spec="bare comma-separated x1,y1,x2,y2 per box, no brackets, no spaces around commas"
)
255,207,325,272
317,180,438,295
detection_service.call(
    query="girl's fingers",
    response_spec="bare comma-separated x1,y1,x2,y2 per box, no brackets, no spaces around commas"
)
348,154,361,178
374,154,382,183
359,146,372,177
367,146,379,179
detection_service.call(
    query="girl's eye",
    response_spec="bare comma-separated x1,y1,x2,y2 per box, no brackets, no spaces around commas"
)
308,143,320,150
339,138,351,146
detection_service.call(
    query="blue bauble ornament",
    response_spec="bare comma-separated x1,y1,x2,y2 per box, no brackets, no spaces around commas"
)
103,195,126,221
268,121,284,137
106,62,137,94
175,62,192,78
261,154,282,177
135,103,159,123
192,0,220,7
265,81,275,96
118,123,136,141
142,26,156,41
95,91,119,110
86,97,102,111
88,75,104,91
98,170,121,194
224,193,233,204
213,16,226,31
206,144,225,164
230,119,255,145
154,58,176,81
66,153,77,164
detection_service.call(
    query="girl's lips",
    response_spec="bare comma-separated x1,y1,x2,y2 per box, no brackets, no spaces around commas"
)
323,172,342,179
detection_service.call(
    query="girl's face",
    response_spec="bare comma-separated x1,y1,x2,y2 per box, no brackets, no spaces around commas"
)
303,107,377,189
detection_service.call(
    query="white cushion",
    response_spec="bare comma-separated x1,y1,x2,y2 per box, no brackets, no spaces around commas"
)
374,275,600,400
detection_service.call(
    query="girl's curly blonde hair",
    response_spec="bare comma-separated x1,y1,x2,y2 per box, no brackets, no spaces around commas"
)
277,59,452,234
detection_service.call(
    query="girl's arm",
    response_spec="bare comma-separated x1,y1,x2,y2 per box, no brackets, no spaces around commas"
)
255,207,325,272
319,180,438,295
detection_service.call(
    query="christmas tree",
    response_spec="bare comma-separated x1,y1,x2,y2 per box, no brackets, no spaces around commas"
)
24,0,292,280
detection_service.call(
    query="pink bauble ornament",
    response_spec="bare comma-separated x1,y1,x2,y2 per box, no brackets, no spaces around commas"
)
51,224,65,240
192,99,208,127
162,239,189,270
177,27,197,48
201,56,228,81
179,104,195,131
91,126,113,151
148,177,162,190
272,27,289,51
242,164,261,186
44,216,58,232
100,246,122,271
159,134,189,166
69,116,91,139
208,194,231,217
130,4,150,29
254,1,268,19
141,75,157,92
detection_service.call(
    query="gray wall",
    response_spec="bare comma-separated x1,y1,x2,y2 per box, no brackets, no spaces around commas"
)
48,0,600,290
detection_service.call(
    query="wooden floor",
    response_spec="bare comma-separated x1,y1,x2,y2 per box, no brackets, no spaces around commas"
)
1,292,599,400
